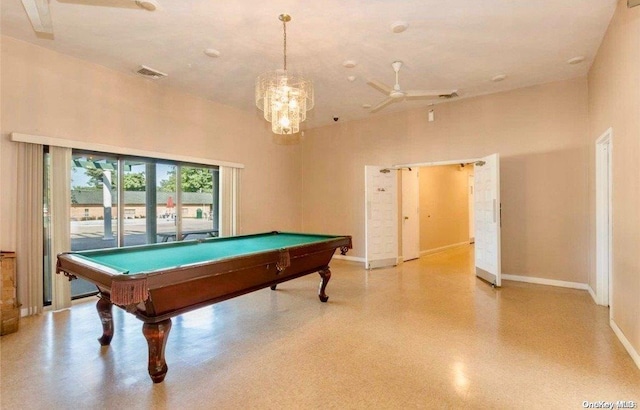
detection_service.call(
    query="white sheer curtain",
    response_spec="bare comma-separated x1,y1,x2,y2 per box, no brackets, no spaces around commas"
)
219,166,240,237
16,143,44,316
49,146,71,310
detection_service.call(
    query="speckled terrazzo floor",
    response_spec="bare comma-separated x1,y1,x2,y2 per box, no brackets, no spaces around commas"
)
1,245,638,409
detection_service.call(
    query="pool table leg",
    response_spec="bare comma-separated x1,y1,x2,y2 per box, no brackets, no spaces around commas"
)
96,297,114,346
318,267,331,303
142,319,172,383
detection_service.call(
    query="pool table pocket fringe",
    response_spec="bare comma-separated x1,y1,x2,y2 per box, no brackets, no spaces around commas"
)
111,278,149,306
276,249,291,272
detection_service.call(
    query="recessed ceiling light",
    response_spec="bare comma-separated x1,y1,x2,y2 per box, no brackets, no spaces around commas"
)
390,21,409,33
347,76,357,82
135,0,157,11
204,48,221,58
362,104,372,109
492,74,507,82
343,60,357,68
567,56,585,65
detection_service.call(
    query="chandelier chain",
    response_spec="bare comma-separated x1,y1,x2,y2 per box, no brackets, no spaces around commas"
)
283,19,287,71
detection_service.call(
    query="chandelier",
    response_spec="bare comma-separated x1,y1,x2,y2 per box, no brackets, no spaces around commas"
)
255,14,314,135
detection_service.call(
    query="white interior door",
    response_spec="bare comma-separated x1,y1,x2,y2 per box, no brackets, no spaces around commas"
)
474,153,501,286
365,166,398,269
401,169,420,261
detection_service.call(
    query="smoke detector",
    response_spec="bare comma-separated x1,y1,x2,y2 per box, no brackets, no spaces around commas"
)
567,56,585,65
390,21,409,33
135,0,158,11
204,48,221,58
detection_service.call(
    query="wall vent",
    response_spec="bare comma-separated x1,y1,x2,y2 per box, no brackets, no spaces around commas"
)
134,65,167,79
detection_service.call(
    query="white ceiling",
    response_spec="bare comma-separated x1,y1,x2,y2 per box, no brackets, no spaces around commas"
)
1,0,617,130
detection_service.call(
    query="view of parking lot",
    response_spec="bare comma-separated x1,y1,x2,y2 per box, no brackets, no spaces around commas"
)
69,217,218,296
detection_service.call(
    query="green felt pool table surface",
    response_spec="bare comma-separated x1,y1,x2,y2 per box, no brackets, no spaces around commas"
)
72,232,341,274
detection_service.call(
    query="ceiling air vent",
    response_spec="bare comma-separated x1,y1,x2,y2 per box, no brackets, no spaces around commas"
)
134,65,167,79
439,92,459,99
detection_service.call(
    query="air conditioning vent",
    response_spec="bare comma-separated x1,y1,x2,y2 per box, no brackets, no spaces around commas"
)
439,92,459,99
134,65,167,79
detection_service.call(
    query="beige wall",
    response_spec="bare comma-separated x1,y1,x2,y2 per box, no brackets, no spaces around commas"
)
302,77,590,283
588,1,640,358
418,165,471,252
0,36,303,302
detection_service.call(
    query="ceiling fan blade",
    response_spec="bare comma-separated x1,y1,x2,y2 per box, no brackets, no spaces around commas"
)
405,90,455,98
367,79,393,95
20,0,53,34
370,98,395,113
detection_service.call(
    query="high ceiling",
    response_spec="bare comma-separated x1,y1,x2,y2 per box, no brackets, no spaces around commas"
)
1,0,617,130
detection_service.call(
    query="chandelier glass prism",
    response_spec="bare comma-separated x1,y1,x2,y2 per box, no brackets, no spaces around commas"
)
255,14,314,135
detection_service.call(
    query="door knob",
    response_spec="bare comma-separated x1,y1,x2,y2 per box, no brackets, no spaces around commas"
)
404,216,409,220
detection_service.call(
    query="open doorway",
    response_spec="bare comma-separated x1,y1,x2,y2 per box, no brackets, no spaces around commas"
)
397,154,501,286
410,163,474,257
365,154,501,286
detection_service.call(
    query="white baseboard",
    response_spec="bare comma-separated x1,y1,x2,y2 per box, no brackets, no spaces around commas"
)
501,274,588,290
420,241,469,256
332,254,365,263
610,319,640,370
587,285,598,304
20,307,36,317
365,257,398,269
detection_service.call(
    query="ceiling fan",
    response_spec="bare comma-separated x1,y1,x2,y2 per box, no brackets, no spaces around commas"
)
20,0,158,34
367,61,458,113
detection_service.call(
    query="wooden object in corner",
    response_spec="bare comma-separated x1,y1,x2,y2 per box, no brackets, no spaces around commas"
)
1,251,20,335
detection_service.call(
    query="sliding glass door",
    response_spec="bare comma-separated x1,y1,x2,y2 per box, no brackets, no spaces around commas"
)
43,149,221,303
178,166,219,240
69,153,119,298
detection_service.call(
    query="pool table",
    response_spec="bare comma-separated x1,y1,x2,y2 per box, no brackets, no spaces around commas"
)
56,231,352,383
